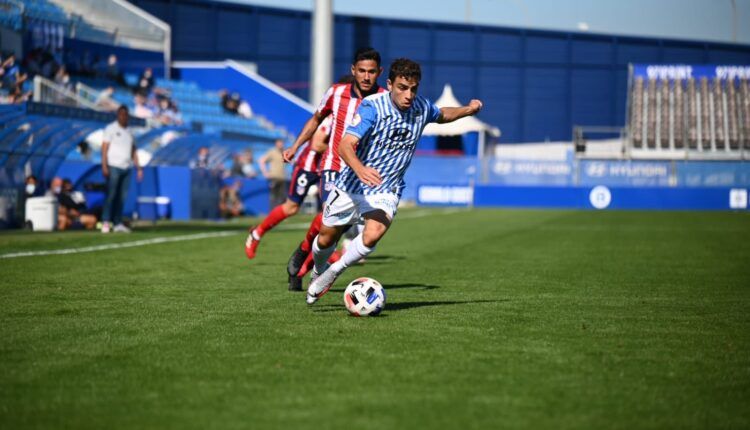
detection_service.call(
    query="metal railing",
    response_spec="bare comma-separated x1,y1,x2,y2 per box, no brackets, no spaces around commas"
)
33,75,100,111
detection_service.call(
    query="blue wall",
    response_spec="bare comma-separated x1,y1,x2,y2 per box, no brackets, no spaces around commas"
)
131,0,750,143
472,185,747,211
64,38,165,76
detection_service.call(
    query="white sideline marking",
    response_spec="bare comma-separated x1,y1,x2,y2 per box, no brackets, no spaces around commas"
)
1,208,465,259
0,231,236,259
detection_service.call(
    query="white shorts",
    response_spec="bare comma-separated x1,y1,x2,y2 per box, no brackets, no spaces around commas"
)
322,187,399,227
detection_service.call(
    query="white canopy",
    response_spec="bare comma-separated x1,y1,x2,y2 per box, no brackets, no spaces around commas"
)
423,84,501,137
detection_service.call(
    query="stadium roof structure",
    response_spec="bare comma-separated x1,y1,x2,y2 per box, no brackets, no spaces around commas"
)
423,84,501,138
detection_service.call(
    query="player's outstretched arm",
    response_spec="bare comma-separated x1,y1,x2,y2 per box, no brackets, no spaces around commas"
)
437,99,483,124
339,133,382,187
283,111,327,162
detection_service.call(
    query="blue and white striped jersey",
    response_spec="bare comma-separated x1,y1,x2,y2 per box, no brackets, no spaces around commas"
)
336,92,441,197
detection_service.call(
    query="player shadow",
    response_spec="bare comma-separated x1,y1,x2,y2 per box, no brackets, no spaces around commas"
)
385,299,507,312
350,255,407,265
329,282,439,293
312,299,506,314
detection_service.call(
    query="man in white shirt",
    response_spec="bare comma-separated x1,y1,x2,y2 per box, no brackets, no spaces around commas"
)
101,105,143,233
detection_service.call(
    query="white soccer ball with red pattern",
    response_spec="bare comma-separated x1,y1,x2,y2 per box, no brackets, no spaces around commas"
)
343,277,386,316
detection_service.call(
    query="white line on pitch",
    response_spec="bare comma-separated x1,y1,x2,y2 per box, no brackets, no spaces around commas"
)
1,208,467,259
0,231,236,259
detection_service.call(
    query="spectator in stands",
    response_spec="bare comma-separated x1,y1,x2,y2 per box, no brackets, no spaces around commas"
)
230,149,258,178
54,65,73,92
133,93,154,119
24,175,42,199
259,139,287,207
190,146,211,169
8,85,31,104
77,140,92,161
55,178,98,230
219,180,244,219
45,177,66,229
101,105,143,233
134,67,155,97
220,90,239,115
1,53,27,92
95,87,120,112
230,153,244,177
156,97,183,126
100,54,125,86
45,177,63,198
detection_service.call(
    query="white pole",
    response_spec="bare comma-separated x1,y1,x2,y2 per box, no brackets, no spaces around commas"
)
310,0,333,105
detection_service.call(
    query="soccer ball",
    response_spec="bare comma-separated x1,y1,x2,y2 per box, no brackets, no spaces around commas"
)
343,277,386,317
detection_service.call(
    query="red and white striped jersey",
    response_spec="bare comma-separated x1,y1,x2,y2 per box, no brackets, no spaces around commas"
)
293,117,330,174
316,82,386,172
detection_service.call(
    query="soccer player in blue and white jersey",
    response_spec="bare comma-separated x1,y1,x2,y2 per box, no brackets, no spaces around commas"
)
306,58,483,304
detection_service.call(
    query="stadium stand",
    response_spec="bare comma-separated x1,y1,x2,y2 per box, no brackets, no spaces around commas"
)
625,66,750,158
0,0,24,31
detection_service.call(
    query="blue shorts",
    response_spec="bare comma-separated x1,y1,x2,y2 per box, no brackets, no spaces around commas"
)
286,167,321,205
319,170,340,203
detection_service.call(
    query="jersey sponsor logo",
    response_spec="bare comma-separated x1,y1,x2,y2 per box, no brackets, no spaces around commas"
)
387,127,413,142
376,140,415,151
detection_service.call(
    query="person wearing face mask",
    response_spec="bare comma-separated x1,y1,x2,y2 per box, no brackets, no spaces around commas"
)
24,175,41,199
45,177,63,198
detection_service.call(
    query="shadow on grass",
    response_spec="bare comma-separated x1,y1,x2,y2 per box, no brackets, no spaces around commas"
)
362,255,406,262
329,282,439,293
312,298,506,313
386,299,507,311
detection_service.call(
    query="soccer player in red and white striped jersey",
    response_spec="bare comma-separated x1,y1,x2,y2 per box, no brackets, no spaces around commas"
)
280,47,385,290
244,117,330,259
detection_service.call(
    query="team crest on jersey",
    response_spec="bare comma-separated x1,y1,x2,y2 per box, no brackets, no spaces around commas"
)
351,113,361,126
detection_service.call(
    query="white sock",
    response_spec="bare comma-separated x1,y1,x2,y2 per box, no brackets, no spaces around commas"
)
330,234,374,273
312,235,336,274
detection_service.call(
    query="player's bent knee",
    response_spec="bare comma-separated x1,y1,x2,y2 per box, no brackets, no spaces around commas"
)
317,226,341,249
282,200,300,216
362,225,387,247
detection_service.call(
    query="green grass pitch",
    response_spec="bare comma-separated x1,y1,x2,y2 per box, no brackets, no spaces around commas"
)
1,208,749,429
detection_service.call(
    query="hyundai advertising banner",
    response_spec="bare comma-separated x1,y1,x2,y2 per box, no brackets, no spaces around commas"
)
631,64,750,80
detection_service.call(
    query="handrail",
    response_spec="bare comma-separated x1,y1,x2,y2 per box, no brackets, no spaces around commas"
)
33,75,101,111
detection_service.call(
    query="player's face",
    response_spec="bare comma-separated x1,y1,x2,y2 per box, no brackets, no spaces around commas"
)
351,60,381,94
387,76,419,110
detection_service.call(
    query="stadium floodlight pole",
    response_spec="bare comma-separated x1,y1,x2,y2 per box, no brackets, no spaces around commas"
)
310,0,333,105
731,0,737,43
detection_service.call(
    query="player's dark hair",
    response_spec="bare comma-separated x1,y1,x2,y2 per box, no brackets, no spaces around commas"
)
352,47,381,66
388,58,421,83
117,105,129,113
